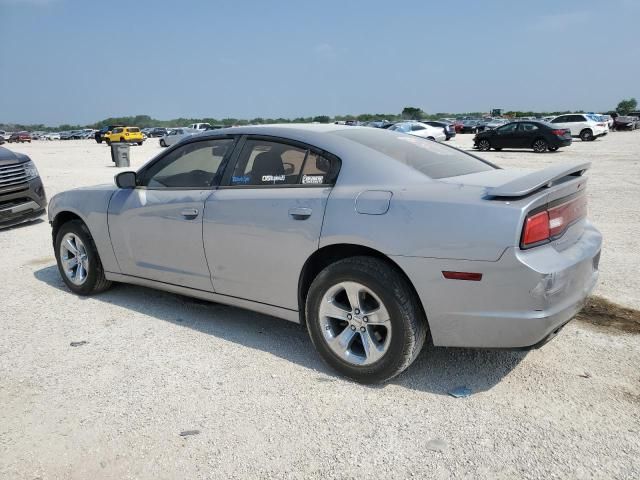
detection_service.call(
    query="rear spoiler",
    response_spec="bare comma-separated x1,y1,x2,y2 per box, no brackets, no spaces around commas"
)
486,161,591,198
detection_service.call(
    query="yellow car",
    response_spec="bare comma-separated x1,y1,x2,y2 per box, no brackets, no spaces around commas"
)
105,127,144,145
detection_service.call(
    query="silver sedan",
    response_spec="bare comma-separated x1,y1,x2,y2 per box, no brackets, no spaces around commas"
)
48,125,601,383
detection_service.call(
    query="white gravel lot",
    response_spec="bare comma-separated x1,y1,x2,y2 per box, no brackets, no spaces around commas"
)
0,132,639,479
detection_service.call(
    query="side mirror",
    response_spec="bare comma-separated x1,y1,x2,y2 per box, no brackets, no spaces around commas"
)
115,171,137,189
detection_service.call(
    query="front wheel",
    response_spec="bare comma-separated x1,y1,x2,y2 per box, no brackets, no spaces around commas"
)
477,139,491,151
54,220,112,296
305,256,428,384
532,138,548,153
548,146,558,152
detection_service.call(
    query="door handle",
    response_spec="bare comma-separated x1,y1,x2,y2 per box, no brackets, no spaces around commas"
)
181,208,199,219
288,207,312,220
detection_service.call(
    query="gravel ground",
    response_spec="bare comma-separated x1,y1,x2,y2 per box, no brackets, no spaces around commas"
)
0,132,639,479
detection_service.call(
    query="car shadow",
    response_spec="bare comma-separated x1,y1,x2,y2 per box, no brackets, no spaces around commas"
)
34,265,527,395
1,217,45,231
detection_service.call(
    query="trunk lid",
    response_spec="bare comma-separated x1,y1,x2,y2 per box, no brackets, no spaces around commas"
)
439,162,591,251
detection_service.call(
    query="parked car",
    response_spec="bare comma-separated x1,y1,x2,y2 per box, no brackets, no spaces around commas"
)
549,114,607,141
0,146,47,228
421,121,456,140
95,125,124,144
188,123,212,131
459,119,482,133
105,127,144,145
159,128,198,147
8,131,31,143
148,127,168,138
387,122,446,142
0,136,4,145
44,132,61,140
474,121,572,153
48,124,601,383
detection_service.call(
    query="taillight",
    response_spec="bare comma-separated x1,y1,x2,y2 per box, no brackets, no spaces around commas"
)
551,129,567,136
521,195,587,248
522,211,550,246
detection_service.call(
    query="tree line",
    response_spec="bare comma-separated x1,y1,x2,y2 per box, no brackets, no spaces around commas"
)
1,99,636,132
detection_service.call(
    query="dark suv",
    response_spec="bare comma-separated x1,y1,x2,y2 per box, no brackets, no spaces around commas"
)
0,147,47,228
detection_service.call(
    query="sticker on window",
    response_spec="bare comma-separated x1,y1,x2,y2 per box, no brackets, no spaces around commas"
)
302,175,324,185
262,175,286,183
232,175,250,184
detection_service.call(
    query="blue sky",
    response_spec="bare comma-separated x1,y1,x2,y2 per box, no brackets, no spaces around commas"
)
1,0,639,125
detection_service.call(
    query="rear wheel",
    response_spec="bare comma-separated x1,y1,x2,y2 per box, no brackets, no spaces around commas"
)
548,146,559,152
532,138,548,153
305,256,428,384
105,139,111,146
427,136,435,141
580,129,593,141
160,139,167,147
137,142,143,146
54,220,112,296
477,139,491,151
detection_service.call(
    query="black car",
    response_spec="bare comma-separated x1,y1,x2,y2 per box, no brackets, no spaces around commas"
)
148,127,168,137
0,147,47,228
473,121,572,153
421,121,456,140
459,119,482,133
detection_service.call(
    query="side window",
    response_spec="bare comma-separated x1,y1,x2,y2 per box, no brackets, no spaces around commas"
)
572,115,586,122
496,123,518,134
411,124,426,131
230,140,307,186
300,153,334,185
551,116,566,123
113,128,123,134
140,138,233,188
520,123,538,132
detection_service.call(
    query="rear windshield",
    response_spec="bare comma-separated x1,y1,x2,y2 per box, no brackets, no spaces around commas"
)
333,129,495,179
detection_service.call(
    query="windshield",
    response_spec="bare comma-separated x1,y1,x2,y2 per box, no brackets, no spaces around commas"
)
333,128,495,179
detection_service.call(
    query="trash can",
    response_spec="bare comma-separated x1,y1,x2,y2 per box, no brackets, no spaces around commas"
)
110,142,130,167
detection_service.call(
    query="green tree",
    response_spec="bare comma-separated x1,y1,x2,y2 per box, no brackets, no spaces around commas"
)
312,115,330,123
401,107,424,120
616,98,637,115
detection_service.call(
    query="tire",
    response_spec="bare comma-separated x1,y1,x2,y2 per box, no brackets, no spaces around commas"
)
580,129,593,142
532,138,548,153
494,147,502,151
160,139,167,147
427,136,435,141
305,256,428,384
120,137,125,143
477,139,491,151
548,146,558,152
54,219,112,296
137,142,143,146
105,139,111,146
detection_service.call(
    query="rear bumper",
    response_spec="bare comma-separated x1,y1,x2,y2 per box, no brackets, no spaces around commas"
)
392,222,602,348
0,177,47,228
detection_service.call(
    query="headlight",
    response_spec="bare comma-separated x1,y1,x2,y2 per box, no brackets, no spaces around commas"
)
23,160,40,180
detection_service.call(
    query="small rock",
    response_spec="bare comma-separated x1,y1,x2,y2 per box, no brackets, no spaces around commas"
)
579,372,591,378
70,341,88,347
180,430,200,437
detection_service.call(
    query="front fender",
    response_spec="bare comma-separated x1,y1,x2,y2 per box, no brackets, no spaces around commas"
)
49,185,120,273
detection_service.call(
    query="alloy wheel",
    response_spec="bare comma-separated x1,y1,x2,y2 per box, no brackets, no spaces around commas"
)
533,139,548,153
318,281,392,366
478,139,491,151
59,233,89,285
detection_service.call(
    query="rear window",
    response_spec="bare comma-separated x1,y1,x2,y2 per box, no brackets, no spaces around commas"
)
128,127,140,132
333,129,495,179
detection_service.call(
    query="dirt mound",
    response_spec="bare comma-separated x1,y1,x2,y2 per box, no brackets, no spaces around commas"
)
577,295,640,334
